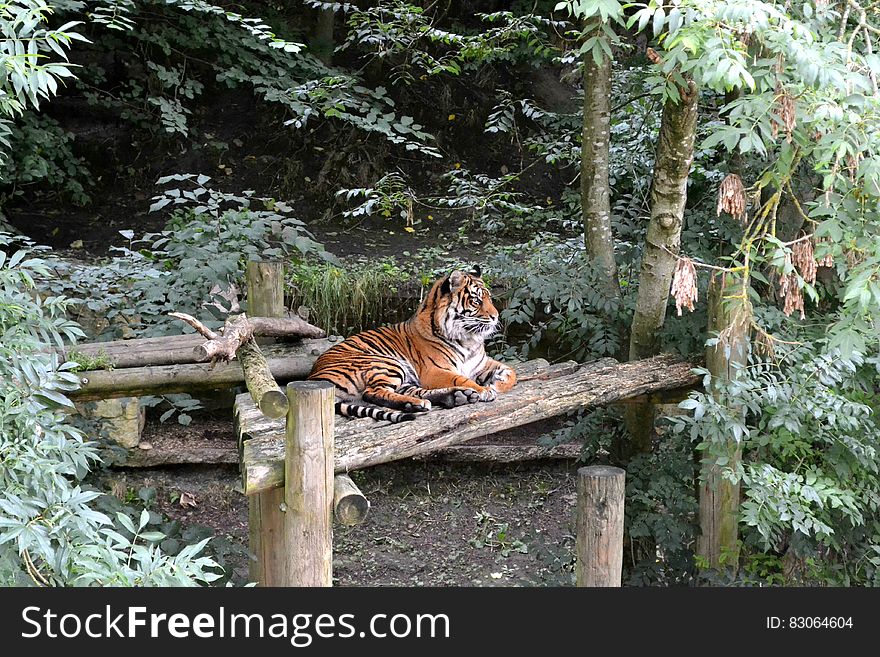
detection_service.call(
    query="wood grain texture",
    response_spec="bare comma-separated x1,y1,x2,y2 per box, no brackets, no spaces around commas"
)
238,338,288,419
70,339,332,401
281,381,335,587
247,260,289,587
249,487,285,586
576,465,625,587
333,474,370,526
239,355,697,495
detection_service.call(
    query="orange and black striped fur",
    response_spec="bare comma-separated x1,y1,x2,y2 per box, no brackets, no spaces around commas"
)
308,266,517,423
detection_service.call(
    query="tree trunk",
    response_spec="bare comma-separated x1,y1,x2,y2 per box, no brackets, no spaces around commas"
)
698,271,749,571
311,7,335,65
629,80,699,360
580,41,619,297
624,79,698,454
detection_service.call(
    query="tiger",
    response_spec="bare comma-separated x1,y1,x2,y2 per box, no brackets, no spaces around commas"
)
307,265,517,423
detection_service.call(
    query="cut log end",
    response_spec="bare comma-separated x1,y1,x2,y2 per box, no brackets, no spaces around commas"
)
577,465,625,479
258,389,289,419
334,475,370,527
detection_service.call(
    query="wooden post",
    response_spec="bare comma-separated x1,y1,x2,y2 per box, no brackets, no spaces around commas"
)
576,465,625,587
246,261,285,324
246,260,286,586
697,271,748,571
282,381,335,586
334,474,370,526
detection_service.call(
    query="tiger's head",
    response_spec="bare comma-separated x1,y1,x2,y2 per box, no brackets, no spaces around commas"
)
420,265,500,342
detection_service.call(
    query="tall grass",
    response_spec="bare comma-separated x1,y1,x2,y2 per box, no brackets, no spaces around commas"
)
288,259,420,336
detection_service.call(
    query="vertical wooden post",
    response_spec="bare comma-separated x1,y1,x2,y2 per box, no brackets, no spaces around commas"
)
245,260,286,586
246,261,285,326
697,271,748,571
282,381,335,586
576,465,625,587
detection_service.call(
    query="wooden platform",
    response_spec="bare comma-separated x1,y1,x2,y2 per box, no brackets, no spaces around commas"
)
70,338,335,401
236,354,699,495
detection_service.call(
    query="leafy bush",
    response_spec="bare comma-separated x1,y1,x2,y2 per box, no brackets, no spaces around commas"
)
0,232,221,585
671,343,880,585
0,112,93,206
491,235,630,360
45,174,332,339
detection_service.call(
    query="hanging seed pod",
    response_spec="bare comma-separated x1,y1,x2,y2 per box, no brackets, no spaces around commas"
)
778,259,805,320
791,235,817,286
774,85,796,142
846,153,861,183
670,257,698,316
815,236,834,268
777,253,801,319
754,329,776,359
716,173,747,223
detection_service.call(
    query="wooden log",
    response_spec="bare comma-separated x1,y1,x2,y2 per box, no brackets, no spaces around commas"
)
249,316,325,340
247,261,285,322
232,358,584,450
234,357,575,463
239,339,288,419
576,465,625,587
245,260,288,587
281,381,335,587
65,334,213,369
416,442,582,463
240,354,698,495
249,487,286,586
59,322,330,370
333,474,370,526
193,314,254,362
698,271,748,571
70,339,332,401
119,445,238,467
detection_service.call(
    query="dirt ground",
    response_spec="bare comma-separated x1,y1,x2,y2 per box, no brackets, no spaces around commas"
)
107,415,583,587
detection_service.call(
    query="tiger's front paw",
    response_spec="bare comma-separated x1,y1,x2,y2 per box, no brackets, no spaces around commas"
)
403,399,432,412
489,366,516,393
477,387,497,402
431,387,483,408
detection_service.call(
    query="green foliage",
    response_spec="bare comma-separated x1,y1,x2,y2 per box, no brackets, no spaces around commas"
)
73,0,439,154
91,486,246,586
0,1,85,164
67,348,114,372
329,1,562,85
436,167,544,235
670,343,880,584
288,258,413,336
624,434,700,585
336,171,415,221
491,235,629,360
0,111,92,204
45,174,331,339
0,232,221,585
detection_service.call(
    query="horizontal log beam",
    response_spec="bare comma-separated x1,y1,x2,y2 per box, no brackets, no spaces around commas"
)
415,442,583,463
232,358,585,449
58,318,331,369
117,446,239,467
70,339,333,402
239,356,697,495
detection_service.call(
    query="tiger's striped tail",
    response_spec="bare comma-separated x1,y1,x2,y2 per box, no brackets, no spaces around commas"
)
335,402,417,423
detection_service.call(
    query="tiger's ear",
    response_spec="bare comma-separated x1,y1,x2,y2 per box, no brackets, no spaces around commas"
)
443,270,466,294
468,264,482,278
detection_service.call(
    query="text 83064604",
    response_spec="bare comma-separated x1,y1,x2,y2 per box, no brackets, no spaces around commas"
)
766,617,853,630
